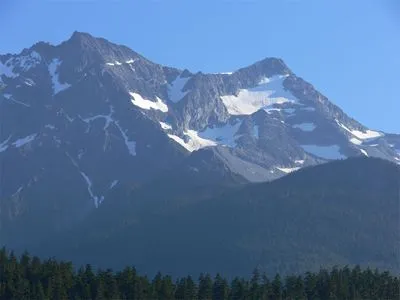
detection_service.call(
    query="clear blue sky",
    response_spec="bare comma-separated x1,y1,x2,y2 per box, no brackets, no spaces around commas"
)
1,0,399,133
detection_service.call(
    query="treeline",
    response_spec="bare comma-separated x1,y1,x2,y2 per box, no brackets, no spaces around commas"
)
0,249,399,299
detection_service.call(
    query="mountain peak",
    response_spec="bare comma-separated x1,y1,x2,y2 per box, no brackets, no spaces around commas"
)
57,31,143,67
70,31,95,41
253,57,292,75
69,31,100,42
234,56,292,81
65,31,106,50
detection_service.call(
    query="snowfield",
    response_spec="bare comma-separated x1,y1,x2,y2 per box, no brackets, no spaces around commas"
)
168,131,216,152
336,120,383,141
159,122,172,130
167,121,242,152
220,75,298,115
349,137,362,145
276,166,300,174
130,92,168,112
48,59,71,95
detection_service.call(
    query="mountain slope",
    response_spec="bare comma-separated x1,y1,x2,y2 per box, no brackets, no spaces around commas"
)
34,157,400,278
1,32,399,249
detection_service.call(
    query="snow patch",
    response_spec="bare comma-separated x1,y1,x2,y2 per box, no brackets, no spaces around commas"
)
276,166,300,174
107,59,136,66
66,152,104,208
110,180,119,189
12,134,37,148
184,130,217,150
48,59,71,95
3,93,30,107
359,149,369,157
213,72,233,75
336,120,383,141
264,106,282,114
350,129,383,140
80,171,104,208
106,61,122,66
295,159,305,165
82,107,136,156
301,144,346,160
221,75,297,115
159,122,172,130
292,123,316,132
0,136,11,153
0,61,18,78
0,52,41,80
168,130,216,152
12,186,23,197
350,137,362,145
130,92,168,112
167,134,188,150
253,125,259,138
82,113,113,131
14,51,42,72
168,75,190,103
78,149,85,160
115,122,136,156
4,95,31,107
167,121,242,151
24,79,35,86
45,124,56,130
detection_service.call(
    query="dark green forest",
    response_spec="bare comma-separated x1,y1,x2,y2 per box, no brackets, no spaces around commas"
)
32,157,399,277
0,249,399,300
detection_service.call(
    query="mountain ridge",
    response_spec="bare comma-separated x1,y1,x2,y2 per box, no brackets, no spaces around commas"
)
1,31,399,252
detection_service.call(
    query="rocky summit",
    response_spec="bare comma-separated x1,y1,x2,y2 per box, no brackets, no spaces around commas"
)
1,32,399,248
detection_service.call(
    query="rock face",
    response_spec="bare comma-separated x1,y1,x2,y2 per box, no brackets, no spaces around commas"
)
0,32,398,246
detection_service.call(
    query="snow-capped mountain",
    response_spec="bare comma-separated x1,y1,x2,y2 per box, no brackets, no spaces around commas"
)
0,32,399,245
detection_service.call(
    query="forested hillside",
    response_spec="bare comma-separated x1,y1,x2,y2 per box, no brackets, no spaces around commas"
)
33,157,400,277
0,249,399,299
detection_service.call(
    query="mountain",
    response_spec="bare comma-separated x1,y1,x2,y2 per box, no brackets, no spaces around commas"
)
34,157,400,277
1,32,399,249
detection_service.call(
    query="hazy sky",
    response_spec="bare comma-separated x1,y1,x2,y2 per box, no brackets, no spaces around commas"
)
1,0,399,132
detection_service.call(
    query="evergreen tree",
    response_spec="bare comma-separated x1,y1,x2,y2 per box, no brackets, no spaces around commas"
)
198,273,213,300
212,273,229,300
117,266,137,299
230,277,247,300
249,268,261,300
271,274,283,300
